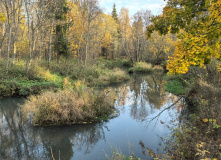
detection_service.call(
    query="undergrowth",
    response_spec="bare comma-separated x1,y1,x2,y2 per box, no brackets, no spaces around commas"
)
0,58,130,97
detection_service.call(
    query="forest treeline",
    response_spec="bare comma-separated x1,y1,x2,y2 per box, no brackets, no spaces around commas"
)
0,0,176,73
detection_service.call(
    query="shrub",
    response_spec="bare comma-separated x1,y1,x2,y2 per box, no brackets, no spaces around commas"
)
22,88,117,126
122,59,132,67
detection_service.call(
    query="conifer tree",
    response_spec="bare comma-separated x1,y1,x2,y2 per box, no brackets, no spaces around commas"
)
111,3,118,23
55,0,70,63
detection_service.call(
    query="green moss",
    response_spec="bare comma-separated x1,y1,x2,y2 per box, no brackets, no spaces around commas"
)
165,79,185,95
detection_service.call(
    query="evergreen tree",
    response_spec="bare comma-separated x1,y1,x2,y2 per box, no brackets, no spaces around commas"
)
111,3,118,23
55,0,70,63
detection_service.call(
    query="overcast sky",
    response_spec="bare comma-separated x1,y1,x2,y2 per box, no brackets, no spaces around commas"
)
99,0,167,16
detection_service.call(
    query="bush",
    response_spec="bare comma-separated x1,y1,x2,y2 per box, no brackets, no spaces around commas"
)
122,59,132,67
22,88,117,126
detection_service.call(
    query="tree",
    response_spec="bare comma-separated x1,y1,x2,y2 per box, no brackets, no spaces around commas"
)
111,3,118,23
146,31,176,65
119,8,133,62
132,10,152,62
132,16,144,62
82,0,101,64
146,0,221,74
68,1,84,59
111,3,121,59
55,0,70,63
99,13,118,59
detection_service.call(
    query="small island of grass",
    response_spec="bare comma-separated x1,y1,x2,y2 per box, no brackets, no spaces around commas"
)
22,86,117,126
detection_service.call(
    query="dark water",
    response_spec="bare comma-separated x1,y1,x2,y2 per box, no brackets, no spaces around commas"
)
0,72,182,160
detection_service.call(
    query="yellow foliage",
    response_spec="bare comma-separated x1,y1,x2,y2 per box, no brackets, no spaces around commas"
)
0,12,6,22
63,77,72,88
149,0,221,74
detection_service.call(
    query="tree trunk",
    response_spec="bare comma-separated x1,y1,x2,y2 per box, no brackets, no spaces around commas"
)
49,19,54,63
12,44,16,67
6,23,12,73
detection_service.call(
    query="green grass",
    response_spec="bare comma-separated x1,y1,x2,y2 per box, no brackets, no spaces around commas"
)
165,79,185,95
0,60,73,97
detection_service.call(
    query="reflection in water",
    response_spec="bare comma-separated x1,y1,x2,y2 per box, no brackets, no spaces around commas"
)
0,98,106,160
117,72,175,122
0,73,182,160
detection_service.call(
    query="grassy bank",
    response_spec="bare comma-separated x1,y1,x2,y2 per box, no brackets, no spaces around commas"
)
46,59,130,86
0,60,64,97
0,59,130,97
0,58,163,98
128,62,163,74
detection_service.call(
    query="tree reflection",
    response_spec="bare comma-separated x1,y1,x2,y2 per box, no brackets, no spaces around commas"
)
115,72,171,121
145,72,167,109
0,98,106,160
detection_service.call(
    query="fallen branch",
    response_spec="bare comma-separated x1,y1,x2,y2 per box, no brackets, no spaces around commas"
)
147,97,183,126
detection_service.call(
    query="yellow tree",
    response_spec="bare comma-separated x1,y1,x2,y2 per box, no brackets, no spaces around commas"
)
68,1,85,59
0,12,6,59
99,13,118,59
147,31,176,64
147,0,221,74
119,8,133,62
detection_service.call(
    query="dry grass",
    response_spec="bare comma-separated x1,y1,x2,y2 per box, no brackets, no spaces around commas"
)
98,68,130,85
135,62,152,69
109,68,130,82
22,88,117,126
153,65,164,71
129,62,153,73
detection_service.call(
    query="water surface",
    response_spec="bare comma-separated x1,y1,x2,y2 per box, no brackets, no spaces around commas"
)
0,72,182,160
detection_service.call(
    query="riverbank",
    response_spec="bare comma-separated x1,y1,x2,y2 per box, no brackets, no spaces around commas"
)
0,59,129,97
0,58,163,98
163,64,221,159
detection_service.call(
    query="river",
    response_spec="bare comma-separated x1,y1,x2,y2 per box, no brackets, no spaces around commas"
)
0,72,182,160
